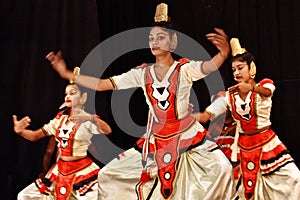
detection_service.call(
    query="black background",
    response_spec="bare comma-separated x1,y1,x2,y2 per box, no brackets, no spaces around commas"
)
0,0,299,199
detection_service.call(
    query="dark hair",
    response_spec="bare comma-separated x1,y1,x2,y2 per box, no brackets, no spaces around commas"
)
67,82,87,94
151,21,178,35
231,52,255,67
150,21,182,60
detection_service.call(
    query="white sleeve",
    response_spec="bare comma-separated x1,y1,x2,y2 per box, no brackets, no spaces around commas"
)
110,67,144,90
205,96,227,120
86,121,103,135
181,60,207,81
261,84,275,94
259,78,275,94
42,117,61,136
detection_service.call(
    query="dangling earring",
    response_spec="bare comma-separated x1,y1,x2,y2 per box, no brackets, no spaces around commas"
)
249,61,256,79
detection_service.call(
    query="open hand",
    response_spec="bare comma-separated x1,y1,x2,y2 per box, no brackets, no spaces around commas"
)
206,28,230,59
46,51,72,80
12,115,31,134
69,109,91,124
228,81,254,94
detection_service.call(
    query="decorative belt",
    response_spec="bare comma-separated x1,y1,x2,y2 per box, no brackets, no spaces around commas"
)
58,157,92,176
152,115,196,138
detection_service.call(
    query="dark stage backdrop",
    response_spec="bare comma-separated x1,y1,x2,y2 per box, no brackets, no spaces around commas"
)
0,0,299,199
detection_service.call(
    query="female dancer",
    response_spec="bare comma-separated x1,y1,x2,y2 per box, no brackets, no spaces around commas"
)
47,3,235,199
13,80,111,199
193,38,300,199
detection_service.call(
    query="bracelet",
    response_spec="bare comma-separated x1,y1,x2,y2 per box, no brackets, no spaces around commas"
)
91,114,100,123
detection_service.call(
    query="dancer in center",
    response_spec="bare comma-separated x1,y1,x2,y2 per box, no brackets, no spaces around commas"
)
47,3,234,199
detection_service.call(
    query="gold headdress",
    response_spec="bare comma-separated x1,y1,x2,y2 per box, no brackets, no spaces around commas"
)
69,66,80,83
154,3,170,23
230,38,247,57
230,38,256,78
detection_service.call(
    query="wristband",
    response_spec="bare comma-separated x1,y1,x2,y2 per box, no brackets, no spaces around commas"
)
91,114,100,123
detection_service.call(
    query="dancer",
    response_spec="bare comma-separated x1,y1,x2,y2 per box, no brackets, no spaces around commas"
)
193,38,300,199
47,3,235,199
13,71,111,199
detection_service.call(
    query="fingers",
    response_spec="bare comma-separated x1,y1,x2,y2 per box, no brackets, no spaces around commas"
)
13,115,31,124
45,52,57,64
206,29,228,39
45,51,63,63
45,51,54,60
69,109,89,123
57,50,63,58
12,115,17,123
206,34,228,45
20,116,31,125
206,28,229,44
13,115,31,134
188,103,194,115
206,28,230,58
228,84,239,94
206,35,228,48
213,28,228,38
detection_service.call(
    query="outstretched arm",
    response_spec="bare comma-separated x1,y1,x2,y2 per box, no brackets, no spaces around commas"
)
92,116,112,134
192,93,228,124
202,28,230,74
46,51,114,91
191,111,212,124
12,115,46,141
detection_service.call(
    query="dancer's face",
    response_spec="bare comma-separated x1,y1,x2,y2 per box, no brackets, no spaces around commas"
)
149,26,172,56
232,60,251,83
64,84,82,108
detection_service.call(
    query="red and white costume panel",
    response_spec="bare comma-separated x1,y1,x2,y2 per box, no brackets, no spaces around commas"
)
98,59,235,200
17,114,101,200
206,79,300,200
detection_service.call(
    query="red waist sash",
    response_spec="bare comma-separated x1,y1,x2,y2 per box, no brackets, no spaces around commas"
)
152,115,195,138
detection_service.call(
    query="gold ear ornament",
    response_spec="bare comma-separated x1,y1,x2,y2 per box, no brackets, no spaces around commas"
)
69,66,80,84
249,61,256,79
169,33,178,52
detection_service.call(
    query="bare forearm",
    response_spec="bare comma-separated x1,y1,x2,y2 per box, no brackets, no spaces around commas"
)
90,115,112,134
96,119,112,134
76,75,114,91
252,85,272,97
17,129,45,141
202,52,228,74
192,111,212,123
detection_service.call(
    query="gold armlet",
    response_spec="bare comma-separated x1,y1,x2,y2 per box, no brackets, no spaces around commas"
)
205,109,215,120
